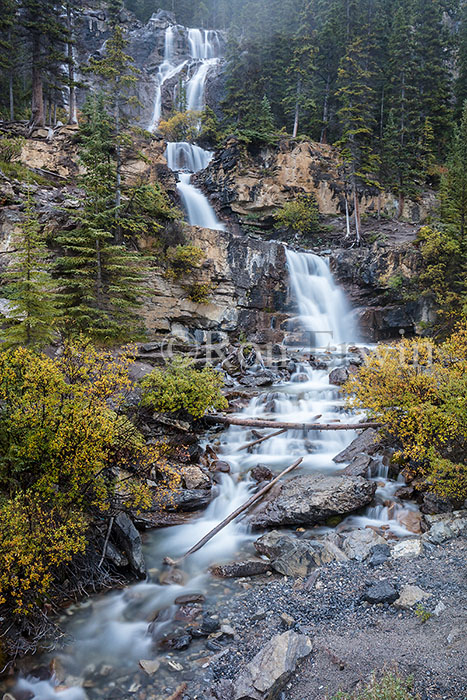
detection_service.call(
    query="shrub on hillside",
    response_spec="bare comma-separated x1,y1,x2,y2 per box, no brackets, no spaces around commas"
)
274,194,321,238
343,328,467,500
331,670,419,699
165,244,205,278
158,110,202,142
140,356,227,419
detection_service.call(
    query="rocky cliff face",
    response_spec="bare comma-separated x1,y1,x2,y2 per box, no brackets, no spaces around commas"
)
200,138,435,228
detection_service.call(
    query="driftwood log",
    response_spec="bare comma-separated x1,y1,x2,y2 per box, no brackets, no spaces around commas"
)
206,415,381,431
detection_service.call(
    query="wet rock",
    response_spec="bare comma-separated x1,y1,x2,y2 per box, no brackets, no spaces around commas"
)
422,510,467,544
159,633,192,651
394,485,415,500
168,488,212,512
233,630,312,700
333,428,380,463
113,513,146,578
210,460,231,473
210,560,272,578
341,528,387,562
174,593,205,605
341,454,374,478
201,614,221,634
394,585,431,609
329,366,349,386
181,466,210,489
397,510,422,534
104,541,129,568
159,568,188,586
363,581,399,604
139,659,160,675
250,465,274,482
254,531,346,576
367,543,391,567
250,474,376,528
391,538,424,559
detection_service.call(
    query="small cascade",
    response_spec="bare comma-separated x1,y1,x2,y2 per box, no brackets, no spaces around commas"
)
285,248,357,347
166,141,225,231
148,25,188,131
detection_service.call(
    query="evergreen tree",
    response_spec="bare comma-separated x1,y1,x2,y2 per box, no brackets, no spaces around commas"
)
442,101,467,236
335,35,380,242
87,23,140,241
1,198,58,349
56,95,145,343
455,2,467,118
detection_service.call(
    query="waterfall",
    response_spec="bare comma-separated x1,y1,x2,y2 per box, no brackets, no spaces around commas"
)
285,248,358,347
166,142,225,231
148,23,223,131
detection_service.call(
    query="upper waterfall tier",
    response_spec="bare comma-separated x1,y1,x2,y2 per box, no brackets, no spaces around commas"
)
147,21,224,131
285,248,358,347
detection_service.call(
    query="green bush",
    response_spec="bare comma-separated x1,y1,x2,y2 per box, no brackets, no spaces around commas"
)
332,670,419,699
274,194,321,237
0,136,25,162
166,244,205,278
184,282,213,304
140,356,227,419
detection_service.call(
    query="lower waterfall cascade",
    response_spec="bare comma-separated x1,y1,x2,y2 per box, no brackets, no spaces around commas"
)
12,250,419,700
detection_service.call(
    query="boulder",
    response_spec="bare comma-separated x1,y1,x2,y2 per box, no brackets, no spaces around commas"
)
329,367,349,386
391,539,424,559
341,528,387,562
422,510,467,544
394,585,431,609
333,428,380,463
113,513,146,578
233,630,312,700
251,465,274,482
420,492,454,515
181,466,210,490
341,454,374,478
250,474,376,529
363,581,399,604
254,531,347,576
367,543,391,567
210,560,272,578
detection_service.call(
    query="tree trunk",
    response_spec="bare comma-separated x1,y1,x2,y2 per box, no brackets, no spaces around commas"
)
115,89,122,244
398,193,405,219
320,75,330,144
353,185,361,245
205,415,380,431
345,196,351,238
9,72,14,122
292,77,301,138
31,33,45,128
96,239,103,308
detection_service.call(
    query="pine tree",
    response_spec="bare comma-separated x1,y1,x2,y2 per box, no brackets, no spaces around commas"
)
455,2,467,118
56,95,145,343
335,35,380,243
1,198,58,349
442,101,467,237
87,23,140,241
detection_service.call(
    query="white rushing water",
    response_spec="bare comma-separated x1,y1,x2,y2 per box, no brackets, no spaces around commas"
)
15,248,417,699
148,23,222,131
166,141,225,231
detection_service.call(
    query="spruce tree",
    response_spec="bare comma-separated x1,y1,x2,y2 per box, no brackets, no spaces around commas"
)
1,198,58,349
56,95,145,343
442,101,467,237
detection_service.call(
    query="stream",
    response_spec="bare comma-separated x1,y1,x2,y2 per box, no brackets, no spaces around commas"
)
10,19,418,700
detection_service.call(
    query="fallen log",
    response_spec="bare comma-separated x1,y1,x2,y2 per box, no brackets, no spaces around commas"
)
238,427,287,451
205,415,381,431
168,457,303,565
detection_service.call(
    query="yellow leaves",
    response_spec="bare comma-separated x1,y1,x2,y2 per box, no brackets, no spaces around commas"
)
343,329,467,500
0,493,86,615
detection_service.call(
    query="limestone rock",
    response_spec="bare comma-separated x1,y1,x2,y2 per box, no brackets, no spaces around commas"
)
391,539,424,559
139,659,160,675
181,466,210,490
233,630,312,700
341,528,387,562
394,585,431,609
333,428,380,463
250,474,376,529
422,510,467,544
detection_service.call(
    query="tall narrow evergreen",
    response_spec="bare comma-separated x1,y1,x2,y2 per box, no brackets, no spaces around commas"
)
56,95,145,343
1,198,58,349
442,101,467,237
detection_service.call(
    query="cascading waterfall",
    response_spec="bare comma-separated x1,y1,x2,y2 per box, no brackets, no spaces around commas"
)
148,26,188,132
166,142,225,231
13,248,417,699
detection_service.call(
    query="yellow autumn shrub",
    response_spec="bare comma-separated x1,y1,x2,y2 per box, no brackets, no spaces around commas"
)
343,328,467,500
